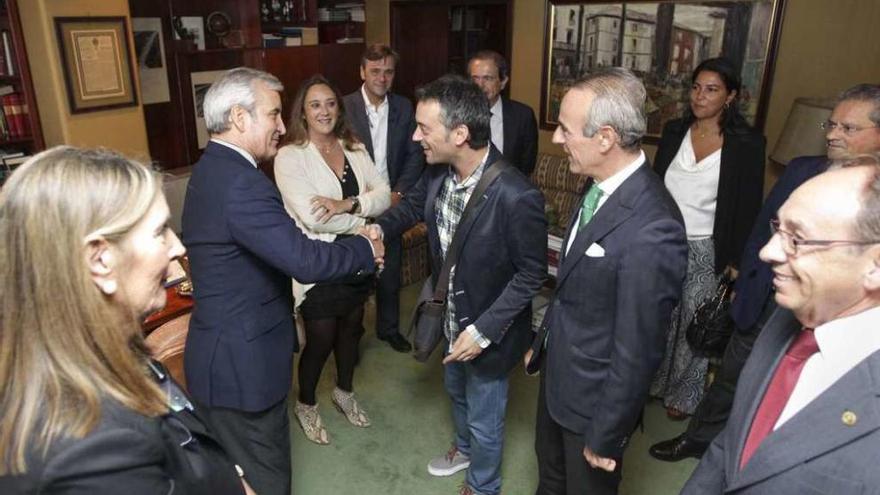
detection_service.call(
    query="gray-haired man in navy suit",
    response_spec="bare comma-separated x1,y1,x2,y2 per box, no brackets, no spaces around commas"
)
182,67,382,495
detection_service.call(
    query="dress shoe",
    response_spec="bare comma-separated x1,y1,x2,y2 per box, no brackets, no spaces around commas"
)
649,433,707,462
379,332,412,352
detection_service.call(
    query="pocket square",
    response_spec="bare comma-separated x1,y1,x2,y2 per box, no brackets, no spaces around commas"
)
585,243,605,257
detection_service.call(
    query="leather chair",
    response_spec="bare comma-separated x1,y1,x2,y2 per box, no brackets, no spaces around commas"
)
145,313,191,391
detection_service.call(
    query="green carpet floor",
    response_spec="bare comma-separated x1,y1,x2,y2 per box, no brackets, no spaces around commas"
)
291,281,699,494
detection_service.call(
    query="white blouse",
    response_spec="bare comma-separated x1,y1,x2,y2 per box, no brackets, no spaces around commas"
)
663,129,721,239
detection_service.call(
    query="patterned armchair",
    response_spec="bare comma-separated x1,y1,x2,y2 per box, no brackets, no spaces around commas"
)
530,153,588,237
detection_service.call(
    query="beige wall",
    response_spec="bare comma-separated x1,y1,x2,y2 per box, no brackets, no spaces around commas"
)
18,0,150,159
368,0,880,184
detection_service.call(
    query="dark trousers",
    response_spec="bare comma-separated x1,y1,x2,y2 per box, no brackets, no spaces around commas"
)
195,398,291,495
535,372,622,495
375,235,402,338
684,299,777,444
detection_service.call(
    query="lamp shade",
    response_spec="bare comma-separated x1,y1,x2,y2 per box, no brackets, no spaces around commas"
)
770,97,835,165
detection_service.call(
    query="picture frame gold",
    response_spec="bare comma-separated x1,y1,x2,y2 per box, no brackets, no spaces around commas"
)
54,16,138,114
542,0,787,141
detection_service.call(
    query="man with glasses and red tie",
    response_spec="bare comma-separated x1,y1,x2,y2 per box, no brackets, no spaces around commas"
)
650,83,880,464
682,158,880,494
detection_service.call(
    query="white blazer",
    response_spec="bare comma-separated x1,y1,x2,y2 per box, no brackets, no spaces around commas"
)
274,140,390,306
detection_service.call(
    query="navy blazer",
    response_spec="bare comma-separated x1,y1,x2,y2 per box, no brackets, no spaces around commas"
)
729,156,829,330
501,97,539,177
377,146,547,377
682,308,880,494
343,90,424,193
528,163,688,459
653,118,766,274
181,142,375,412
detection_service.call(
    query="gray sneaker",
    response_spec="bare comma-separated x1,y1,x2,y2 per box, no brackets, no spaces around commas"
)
427,446,470,476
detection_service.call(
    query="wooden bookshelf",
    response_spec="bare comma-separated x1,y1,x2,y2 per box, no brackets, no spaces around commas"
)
129,0,364,170
0,0,44,155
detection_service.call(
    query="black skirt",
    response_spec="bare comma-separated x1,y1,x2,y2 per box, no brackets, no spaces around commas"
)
299,234,374,320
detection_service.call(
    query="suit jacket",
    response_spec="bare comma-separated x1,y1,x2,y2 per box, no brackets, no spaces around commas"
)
343,90,424,193
729,156,830,330
377,146,547,377
501,97,539,177
653,118,766,274
0,362,243,495
181,142,375,412
528,162,688,459
682,308,880,494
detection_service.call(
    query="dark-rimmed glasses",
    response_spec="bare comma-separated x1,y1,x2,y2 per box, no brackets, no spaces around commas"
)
769,219,880,256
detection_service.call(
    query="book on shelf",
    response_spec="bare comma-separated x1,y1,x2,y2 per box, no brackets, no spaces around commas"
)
1,93,28,139
1,31,13,76
0,151,30,186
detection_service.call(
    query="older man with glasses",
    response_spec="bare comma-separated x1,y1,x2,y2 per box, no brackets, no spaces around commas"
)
682,159,880,494
651,83,880,463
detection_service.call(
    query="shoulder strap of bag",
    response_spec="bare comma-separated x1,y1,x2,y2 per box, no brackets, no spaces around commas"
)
431,159,511,301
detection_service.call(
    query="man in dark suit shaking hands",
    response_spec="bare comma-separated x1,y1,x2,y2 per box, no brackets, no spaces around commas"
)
344,44,424,352
683,160,880,494
526,68,688,495
181,67,382,495
467,50,538,176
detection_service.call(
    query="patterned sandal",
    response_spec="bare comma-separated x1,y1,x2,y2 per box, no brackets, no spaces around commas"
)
294,401,330,445
332,387,371,427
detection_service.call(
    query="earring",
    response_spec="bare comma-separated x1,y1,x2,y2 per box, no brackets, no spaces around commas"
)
102,280,117,295
724,102,730,109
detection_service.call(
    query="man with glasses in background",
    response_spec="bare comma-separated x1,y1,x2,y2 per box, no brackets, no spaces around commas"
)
682,159,880,493
650,83,880,463
467,50,538,176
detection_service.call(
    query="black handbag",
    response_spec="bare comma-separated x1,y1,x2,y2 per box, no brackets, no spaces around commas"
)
407,160,510,362
685,275,736,358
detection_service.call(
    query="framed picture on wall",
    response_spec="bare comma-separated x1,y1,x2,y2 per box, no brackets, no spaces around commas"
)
190,70,227,149
541,0,787,141
54,17,138,114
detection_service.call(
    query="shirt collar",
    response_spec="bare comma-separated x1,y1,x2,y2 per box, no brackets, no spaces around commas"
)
490,98,502,116
211,138,258,168
594,150,645,196
361,85,388,112
814,305,880,371
449,148,491,190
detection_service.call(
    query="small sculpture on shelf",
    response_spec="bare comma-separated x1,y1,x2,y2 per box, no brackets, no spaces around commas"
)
262,0,297,23
206,11,232,48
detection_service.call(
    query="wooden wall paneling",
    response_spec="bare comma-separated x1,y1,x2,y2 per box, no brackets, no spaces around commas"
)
263,46,321,116
318,42,364,95
131,0,190,168
391,2,450,101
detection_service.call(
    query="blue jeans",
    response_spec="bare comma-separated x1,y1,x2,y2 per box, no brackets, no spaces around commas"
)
444,359,510,495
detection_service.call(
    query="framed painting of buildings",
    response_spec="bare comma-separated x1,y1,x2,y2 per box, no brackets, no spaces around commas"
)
541,0,787,140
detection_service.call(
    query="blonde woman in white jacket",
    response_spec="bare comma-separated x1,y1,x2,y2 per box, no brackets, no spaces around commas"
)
275,75,390,445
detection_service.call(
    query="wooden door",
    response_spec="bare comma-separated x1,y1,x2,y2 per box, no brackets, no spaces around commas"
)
390,2,450,101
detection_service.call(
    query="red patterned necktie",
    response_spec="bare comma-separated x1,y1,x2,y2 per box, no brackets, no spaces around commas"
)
739,328,819,469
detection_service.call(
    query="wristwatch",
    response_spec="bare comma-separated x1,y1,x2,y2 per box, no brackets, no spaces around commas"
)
348,196,360,214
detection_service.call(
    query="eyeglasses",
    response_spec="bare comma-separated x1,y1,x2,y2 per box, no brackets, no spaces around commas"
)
769,219,880,256
470,75,499,84
819,119,879,136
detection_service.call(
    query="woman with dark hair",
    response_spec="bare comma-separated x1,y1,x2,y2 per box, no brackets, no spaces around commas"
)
650,58,766,419
0,146,251,494
274,75,390,445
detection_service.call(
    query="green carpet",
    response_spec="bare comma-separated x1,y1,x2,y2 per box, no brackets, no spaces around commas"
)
291,282,699,494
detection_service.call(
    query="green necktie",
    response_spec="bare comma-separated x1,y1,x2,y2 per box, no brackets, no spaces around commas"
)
578,184,603,229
